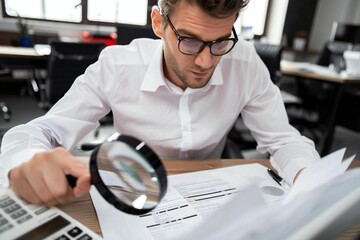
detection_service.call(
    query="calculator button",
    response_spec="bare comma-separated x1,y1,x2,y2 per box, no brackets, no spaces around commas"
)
0,217,9,226
55,235,70,240
0,223,14,234
17,214,33,224
77,234,92,240
35,206,50,215
11,209,27,219
26,203,42,211
68,226,83,237
4,203,21,214
0,197,15,208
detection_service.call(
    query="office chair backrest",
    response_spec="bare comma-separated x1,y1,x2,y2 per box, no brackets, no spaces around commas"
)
253,43,283,84
317,41,352,72
46,41,105,105
116,24,159,45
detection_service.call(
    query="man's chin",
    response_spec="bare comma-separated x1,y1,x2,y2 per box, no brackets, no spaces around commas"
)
186,79,210,89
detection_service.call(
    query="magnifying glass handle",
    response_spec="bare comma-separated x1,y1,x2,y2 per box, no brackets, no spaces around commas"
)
79,143,100,151
66,175,78,188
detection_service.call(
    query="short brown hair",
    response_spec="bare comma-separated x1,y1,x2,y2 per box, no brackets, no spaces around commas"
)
158,0,249,20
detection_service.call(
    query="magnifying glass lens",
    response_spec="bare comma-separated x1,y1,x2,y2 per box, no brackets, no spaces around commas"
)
90,136,167,215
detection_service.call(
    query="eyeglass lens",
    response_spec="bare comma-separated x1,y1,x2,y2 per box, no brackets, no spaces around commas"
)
180,38,235,55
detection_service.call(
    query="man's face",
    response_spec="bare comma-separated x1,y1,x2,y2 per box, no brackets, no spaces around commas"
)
162,2,236,90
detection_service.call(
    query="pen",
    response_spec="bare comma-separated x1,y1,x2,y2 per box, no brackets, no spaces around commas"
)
267,169,286,186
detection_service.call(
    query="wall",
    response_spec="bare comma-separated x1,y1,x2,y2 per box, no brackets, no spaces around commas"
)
309,0,360,51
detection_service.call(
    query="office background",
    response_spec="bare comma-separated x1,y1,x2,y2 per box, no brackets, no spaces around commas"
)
0,0,360,159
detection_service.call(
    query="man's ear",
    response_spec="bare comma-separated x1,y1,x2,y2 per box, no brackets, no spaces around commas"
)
151,6,163,38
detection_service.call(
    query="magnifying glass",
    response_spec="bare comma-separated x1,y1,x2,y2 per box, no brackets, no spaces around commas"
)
67,135,168,215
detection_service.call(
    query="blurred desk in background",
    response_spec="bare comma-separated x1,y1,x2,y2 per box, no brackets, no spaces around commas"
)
0,45,49,98
281,60,360,83
0,45,48,69
281,60,360,156
0,45,50,63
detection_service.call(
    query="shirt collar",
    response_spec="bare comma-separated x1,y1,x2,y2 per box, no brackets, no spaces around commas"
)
140,44,224,92
140,43,166,92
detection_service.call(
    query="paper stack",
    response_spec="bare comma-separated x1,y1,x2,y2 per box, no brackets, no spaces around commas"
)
90,148,359,240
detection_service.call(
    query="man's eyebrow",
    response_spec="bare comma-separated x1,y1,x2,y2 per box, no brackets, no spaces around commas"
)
176,28,233,41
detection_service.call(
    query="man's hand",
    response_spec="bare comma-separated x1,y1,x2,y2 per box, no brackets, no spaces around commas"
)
9,147,91,205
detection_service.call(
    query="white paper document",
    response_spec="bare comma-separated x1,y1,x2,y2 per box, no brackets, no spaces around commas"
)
281,60,340,78
90,164,286,239
180,168,360,240
90,148,359,240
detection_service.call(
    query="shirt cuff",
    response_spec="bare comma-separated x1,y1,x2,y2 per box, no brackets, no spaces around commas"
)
0,149,43,188
270,147,320,185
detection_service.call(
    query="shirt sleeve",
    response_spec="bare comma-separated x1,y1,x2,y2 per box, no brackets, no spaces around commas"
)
240,50,321,184
0,51,112,188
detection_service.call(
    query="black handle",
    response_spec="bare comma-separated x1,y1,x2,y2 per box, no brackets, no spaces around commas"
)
66,174,78,188
79,142,100,151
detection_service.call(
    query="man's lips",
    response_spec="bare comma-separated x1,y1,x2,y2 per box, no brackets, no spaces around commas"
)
191,70,208,78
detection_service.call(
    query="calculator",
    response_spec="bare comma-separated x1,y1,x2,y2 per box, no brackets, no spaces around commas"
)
0,188,101,240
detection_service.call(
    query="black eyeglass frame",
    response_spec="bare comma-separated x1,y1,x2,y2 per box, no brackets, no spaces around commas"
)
165,15,239,56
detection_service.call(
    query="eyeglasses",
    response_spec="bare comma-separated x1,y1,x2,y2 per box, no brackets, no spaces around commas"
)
166,16,238,56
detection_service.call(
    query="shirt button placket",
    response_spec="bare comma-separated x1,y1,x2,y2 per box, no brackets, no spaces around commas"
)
179,94,192,158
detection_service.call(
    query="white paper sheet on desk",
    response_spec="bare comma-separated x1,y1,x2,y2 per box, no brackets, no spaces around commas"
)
281,60,340,77
90,163,287,240
175,148,359,240
284,148,355,203
177,168,360,240
90,149,355,240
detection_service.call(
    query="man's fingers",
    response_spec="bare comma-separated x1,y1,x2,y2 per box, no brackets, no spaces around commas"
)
50,148,90,180
43,149,90,203
42,168,74,205
10,169,42,204
22,159,65,205
9,148,91,205
73,175,91,198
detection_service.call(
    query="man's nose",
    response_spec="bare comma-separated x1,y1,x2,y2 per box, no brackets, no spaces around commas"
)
194,46,213,69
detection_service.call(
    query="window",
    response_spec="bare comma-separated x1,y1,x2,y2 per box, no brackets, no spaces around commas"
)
4,0,82,23
2,0,269,36
235,0,269,39
87,0,148,25
2,0,150,25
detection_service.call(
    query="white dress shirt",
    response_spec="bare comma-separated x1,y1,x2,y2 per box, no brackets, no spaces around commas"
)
0,39,320,187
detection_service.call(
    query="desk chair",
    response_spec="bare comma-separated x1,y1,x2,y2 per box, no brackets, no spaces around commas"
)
37,41,105,109
253,43,284,84
287,41,352,148
116,24,159,45
223,43,284,158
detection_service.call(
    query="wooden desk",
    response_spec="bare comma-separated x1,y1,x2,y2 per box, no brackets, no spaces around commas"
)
0,45,48,70
59,159,360,238
281,60,360,84
0,46,42,58
281,61,360,156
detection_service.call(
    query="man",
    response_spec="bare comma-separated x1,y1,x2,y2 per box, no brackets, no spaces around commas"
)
0,0,320,205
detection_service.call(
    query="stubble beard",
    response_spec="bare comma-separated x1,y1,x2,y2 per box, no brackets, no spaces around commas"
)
164,47,213,89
